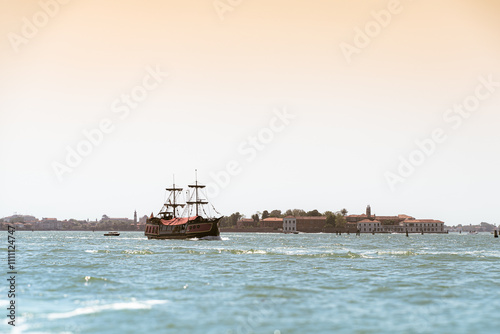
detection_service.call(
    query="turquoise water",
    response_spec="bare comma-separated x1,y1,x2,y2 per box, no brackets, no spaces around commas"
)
2,231,500,333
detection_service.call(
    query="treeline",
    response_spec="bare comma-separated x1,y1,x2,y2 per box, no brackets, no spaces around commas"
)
220,208,349,228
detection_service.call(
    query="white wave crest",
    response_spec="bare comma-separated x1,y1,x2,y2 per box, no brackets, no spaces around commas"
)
47,300,168,320
199,235,224,241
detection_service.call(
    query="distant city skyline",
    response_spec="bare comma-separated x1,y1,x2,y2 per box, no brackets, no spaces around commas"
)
1,0,499,225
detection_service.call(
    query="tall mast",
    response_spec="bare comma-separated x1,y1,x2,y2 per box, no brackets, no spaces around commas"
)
187,169,208,217
159,174,185,219
172,175,177,217
195,170,199,216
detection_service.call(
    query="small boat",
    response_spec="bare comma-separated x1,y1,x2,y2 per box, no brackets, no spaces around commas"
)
104,231,120,236
145,171,221,240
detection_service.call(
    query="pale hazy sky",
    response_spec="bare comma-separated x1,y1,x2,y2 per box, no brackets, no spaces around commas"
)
1,0,499,225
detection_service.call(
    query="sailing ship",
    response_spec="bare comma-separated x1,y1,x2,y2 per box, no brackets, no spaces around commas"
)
144,172,222,240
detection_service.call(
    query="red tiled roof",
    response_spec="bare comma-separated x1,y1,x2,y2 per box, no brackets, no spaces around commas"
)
359,219,381,223
261,218,283,222
410,220,444,224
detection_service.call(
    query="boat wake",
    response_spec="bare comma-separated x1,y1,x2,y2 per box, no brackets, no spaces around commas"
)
189,235,226,241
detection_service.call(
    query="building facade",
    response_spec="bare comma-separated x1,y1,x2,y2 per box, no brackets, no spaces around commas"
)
351,206,445,233
237,218,256,229
283,216,297,232
260,218,283,230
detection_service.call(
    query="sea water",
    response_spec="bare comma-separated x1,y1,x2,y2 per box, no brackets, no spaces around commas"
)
2,231,500,333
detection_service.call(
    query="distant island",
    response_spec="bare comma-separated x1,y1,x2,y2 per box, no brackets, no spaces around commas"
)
220,206,450,234
3,206,494,234
0,211,147,231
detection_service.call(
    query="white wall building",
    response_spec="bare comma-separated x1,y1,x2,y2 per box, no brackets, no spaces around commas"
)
357,219,382,233
402,220,445,233
283,217,296,233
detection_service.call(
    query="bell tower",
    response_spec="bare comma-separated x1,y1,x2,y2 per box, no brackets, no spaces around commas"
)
134,210,137,223
366,205,372,220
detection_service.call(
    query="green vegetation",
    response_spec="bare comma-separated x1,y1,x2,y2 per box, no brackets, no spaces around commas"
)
220,208,350,229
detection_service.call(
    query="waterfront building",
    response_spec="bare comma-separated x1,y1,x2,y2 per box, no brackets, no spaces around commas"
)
283,216,326,233
402,219,445,233
296,216,326,232
100,215,133,224
357,219,382,233
260,217,283,230
351,206,445,233
283,216,297,232
40,218,62,230
237,218,255,229
139,215,149,224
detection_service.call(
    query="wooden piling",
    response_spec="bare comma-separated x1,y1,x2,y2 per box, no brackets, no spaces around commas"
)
406,229,409,237
494,230,498,238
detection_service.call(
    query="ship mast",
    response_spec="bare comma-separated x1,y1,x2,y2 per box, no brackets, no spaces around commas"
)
159,175,185,219
187,169,208,216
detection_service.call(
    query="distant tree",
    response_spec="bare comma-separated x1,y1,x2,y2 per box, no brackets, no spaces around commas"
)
324,211,336,226
340,208,348,216
284,209,293,217
262,210,270,220
251,214,260,223
219,212,243,228
306,209,322,217
270,210,282,218
229,212,243,226
292,209,306,217
335,212,346,228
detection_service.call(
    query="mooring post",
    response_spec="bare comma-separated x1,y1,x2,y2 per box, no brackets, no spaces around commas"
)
494,230,498,238
406,229,409,237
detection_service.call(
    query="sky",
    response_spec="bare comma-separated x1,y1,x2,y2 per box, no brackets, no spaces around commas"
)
1,0,499,225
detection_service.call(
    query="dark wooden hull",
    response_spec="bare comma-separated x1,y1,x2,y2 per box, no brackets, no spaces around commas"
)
145,217,221,240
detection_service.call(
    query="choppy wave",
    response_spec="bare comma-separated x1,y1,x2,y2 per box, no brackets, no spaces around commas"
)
47,300,168,320
376,250,418,256
179,248,376,258
84,249,111,254
83,276,109,283
121,250,154,255
16,231,500,334
188,236,227,241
